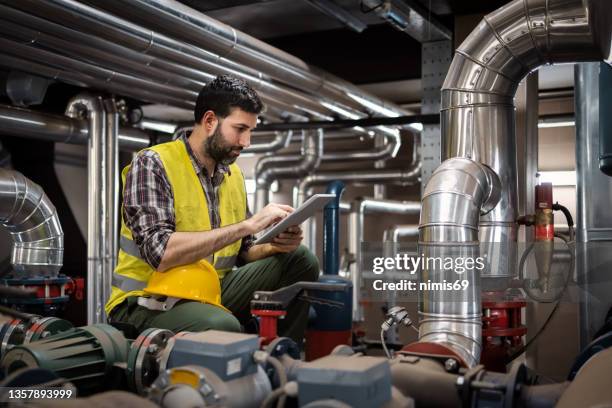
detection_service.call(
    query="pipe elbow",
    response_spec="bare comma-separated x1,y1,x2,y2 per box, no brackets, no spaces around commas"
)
65,94,103,119
420,157,501,237
0,169,64,277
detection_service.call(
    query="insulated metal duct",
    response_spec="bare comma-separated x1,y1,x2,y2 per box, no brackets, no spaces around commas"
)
419,158,501,367
428,0,612,367
0,169,64,277
442,0,612,279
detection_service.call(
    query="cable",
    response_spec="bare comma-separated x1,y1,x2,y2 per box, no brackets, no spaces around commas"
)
265,355,288,408
261,388,287,408
381,328,391,359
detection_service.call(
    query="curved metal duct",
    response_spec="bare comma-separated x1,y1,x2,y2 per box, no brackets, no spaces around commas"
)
442,0,612,279
0,169,64,277
425,0,611,368
418,158,501,367
254,130,323,211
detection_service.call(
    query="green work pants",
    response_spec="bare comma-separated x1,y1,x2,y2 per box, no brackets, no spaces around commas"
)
109,245,319,343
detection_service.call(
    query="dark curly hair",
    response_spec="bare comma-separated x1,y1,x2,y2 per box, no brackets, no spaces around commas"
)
194,75,264,123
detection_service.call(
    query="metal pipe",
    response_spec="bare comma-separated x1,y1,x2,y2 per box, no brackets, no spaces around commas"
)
243,131,293,154
0,39,195,110
0,3,318,121
323,181,345,276
85,0,412,118
297,166,421,252
349,198,421,321
382,224,419,343
103,98,120,314
418,157,501,367
382,225,419,244
296,167,421,208
442,0,611,279
0,105,150,152
65,95,107,325
432,0,611,367
0,169,64,278
254,130,323,211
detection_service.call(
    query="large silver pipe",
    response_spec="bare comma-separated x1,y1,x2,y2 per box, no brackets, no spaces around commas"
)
0,5,318,121
349,198,421,321
254,130,323,212
419,158,501,367
432,0,611,367
442,0,611,279
65,95,108,325
86,0,411,118
0,169,64,278
0,38,195,110
0,105,150,152
0,2,339,121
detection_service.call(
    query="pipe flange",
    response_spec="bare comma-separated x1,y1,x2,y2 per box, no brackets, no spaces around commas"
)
265,336,300,360
0,318,27,358
127,327,174,395
23,317,73,344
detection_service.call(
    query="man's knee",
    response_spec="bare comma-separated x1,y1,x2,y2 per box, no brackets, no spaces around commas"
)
291,245,320,282
204,311,242,332
151,302,242,333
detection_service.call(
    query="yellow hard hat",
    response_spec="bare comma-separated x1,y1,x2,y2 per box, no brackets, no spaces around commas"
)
144,260,229,312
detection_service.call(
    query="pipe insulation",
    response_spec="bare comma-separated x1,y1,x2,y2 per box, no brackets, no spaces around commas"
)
418,158,501,367
426,0,612,367
0,169,64,277
442,0,612,279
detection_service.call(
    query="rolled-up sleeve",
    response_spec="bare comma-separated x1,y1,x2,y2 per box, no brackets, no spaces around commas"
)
123,150,175,270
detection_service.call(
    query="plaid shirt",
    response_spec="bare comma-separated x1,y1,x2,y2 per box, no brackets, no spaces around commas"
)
123,134,254,269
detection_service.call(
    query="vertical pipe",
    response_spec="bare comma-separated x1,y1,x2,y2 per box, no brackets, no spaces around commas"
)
323,181,345,275
103,99,119,317
65,95,105,325
373,134,386,199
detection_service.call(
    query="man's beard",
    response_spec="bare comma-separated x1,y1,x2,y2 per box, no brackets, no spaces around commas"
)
204,126,242,166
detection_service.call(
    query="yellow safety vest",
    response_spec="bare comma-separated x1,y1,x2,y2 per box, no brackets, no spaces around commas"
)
105,139,246,315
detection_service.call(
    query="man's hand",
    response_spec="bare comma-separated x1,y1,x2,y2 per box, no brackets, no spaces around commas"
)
245,203,294,234
241,225,303,262
270,225,303,254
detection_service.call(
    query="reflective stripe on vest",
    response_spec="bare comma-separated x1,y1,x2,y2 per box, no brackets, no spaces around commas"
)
111,273,147,292
120,235,141,259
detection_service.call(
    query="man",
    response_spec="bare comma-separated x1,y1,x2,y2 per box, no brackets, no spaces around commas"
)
106,75,319,343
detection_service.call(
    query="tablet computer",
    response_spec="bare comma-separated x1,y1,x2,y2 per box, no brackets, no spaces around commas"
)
253,194,336,245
